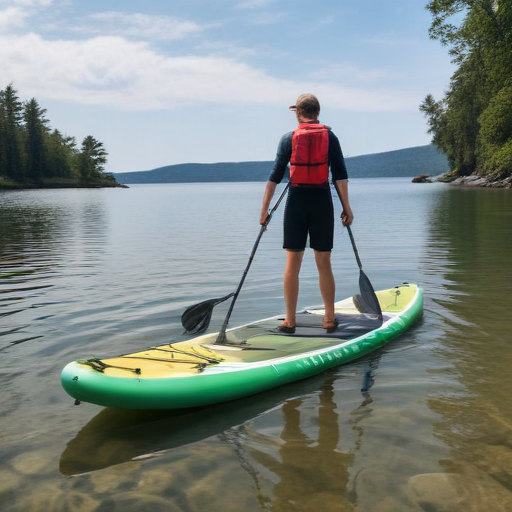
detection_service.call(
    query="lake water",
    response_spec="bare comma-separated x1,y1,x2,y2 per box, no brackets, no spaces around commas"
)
1,179,512,511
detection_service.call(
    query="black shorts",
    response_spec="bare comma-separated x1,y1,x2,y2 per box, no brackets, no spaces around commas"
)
283,187,334,251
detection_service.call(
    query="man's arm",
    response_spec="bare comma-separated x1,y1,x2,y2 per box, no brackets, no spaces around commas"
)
334,179,354,226
260,132,292,225
260,181,277,225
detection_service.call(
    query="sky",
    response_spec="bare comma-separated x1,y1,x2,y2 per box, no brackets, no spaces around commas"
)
0,0,455,173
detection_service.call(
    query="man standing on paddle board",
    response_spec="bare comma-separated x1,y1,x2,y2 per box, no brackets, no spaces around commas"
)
259,93,353,334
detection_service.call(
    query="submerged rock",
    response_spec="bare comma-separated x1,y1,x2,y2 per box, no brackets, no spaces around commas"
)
351,467,422,511
406,473,464,511
406,471,512,512
0,469,21,497
11,449,54,476
3,485,99,512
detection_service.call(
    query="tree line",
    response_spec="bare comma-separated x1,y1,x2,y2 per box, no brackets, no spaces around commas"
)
0,84,115,187
421,0,512,178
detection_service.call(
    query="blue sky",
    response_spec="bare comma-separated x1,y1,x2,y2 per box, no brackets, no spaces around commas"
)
0,0,454,173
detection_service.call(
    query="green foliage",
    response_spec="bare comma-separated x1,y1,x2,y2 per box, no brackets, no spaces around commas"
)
481,139,512,178
0,84,25,181
478,84,512,147
46,130,78,179
478,85,512,176
78,136,108,181
23,98,50,180
0,84,114,187
422,0,512,177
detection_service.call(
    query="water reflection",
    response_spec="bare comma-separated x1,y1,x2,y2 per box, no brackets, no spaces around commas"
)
254,378,355,511
221,362,380,512
59,371,353,476
59,364,380,512
0,190,108,350
424,187,512,506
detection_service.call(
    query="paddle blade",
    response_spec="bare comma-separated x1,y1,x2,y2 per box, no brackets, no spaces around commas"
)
181,293,234,334
356,270,383,319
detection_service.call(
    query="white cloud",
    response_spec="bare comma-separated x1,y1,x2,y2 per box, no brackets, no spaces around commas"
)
0,6,27,31
0,0,57,32
86,12,203,41
1,0,54,6
0,32,418,112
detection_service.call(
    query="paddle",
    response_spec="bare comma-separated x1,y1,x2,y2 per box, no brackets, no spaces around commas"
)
332,184,382,319
346,224,383,319
181,182,291,337
181,293,235,335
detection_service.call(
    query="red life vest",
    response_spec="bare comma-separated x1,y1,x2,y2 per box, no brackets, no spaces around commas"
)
290,123,329,186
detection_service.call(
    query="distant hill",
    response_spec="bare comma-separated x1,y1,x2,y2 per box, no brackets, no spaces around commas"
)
113,145,450,184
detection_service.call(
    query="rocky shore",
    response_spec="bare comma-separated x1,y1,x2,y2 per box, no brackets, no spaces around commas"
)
413,171,512,188
438,171,512,188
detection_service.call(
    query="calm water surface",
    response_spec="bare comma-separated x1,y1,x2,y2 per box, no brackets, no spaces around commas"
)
1,179,512,511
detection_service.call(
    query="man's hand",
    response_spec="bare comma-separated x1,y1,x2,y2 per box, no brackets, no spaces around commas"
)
260,181,277,225
260,211,270,225
341,207,354,226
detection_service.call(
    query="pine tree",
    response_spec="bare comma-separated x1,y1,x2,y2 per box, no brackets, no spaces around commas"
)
23,98,50,180
0,95,6,178
79,136,108,181
47,130,78,179
0,84,25,181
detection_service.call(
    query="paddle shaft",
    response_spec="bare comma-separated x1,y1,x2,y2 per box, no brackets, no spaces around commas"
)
346,225,363,270
334,185,382,317
216,182,290,344
332,185,363,269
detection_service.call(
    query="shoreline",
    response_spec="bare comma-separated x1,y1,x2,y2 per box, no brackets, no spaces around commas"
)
441,173,512,189
0,179,128,191
411,171,512,189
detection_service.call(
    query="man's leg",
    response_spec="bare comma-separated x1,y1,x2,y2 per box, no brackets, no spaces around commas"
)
283,250,304,327
314,250,335,323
